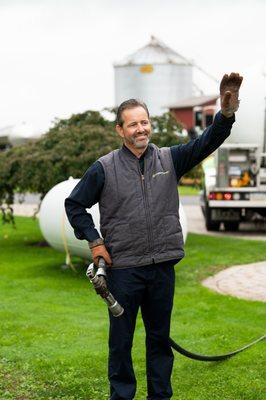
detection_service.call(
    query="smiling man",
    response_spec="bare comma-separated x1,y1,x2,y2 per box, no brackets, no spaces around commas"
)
115,103,152,154
65,73,243,400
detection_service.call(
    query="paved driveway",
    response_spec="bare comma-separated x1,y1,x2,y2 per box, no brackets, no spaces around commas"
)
181,196,266,241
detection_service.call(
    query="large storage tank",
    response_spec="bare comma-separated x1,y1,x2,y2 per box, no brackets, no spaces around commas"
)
39,178,188,261
114,36,193,116
223,64,266,149
39,179,97,260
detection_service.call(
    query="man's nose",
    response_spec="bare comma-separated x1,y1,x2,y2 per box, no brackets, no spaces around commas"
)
136,123,145,132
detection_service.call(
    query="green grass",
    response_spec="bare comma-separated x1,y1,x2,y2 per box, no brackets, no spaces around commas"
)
0,217,265,400
178,185,201,196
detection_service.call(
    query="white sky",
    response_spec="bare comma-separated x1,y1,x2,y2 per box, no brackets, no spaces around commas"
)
0,0,265,132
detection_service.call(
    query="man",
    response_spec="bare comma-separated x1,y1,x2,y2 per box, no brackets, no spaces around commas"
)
65,73,243,400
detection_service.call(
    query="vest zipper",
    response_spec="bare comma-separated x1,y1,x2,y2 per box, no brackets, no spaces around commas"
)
139,165,154,262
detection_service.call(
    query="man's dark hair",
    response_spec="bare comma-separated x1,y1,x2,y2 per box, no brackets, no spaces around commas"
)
116,99,150,126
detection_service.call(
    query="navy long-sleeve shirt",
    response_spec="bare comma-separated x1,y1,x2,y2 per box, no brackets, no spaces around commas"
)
65,111,235,242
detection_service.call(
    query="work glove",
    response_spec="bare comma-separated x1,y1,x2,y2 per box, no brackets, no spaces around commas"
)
93,274,109,298
90,243,112,267
220,72,243,118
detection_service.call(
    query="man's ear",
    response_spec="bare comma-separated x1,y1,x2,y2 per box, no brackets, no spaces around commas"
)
116,124,124,139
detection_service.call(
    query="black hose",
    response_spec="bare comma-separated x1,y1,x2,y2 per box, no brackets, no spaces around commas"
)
93,259,265,361
169,334,266,361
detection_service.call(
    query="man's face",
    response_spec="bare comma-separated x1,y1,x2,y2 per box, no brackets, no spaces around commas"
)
116,106,152,150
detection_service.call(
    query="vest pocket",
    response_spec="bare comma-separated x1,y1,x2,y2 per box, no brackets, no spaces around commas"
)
107,222,133,256
163,214,183,250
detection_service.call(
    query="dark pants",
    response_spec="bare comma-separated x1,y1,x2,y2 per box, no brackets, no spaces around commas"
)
106,261,176,400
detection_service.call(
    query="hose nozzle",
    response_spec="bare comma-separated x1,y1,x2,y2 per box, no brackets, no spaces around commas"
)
86,259,124,317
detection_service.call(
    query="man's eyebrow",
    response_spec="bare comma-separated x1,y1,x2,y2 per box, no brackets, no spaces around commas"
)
127,119,149,127
129,119,148,124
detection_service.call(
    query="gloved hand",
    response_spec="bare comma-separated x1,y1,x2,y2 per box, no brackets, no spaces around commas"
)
220,72,243,118
93,274,109,298
91,244,112,267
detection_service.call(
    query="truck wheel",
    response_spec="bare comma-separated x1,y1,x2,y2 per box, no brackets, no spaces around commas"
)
205,207,220,231
206,219,220,231
223,222,239,231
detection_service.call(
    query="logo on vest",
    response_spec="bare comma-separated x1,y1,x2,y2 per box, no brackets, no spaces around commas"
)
152,171,170,178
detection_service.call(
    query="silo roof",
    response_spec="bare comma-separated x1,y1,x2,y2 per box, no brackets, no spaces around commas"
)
114,36,192,67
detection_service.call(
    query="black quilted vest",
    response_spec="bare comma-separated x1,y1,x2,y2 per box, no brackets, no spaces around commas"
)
98,144,184,268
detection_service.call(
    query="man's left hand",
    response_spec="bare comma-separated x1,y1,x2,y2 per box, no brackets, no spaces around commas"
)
220,72,243,118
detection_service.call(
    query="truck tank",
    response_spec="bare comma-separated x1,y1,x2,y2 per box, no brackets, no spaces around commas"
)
219,64,266,149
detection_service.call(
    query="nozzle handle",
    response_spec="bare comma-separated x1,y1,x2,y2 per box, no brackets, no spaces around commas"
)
98,257,106,269
97,257,107,277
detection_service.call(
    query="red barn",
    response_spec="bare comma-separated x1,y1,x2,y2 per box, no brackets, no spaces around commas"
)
169,94,219,131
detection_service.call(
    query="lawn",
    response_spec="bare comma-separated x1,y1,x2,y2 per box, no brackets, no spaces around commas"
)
178,185,201,196
0,217,265,400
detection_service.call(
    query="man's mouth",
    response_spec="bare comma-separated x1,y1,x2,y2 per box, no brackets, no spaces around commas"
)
135,132,148,140
136,135,147,140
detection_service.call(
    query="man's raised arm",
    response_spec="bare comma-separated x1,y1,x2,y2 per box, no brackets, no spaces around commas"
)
170,72,243,181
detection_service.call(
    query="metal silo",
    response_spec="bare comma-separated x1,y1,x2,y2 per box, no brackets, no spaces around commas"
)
114,36,193,116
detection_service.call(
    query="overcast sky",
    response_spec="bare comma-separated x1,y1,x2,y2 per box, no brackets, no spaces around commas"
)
0,0,265,132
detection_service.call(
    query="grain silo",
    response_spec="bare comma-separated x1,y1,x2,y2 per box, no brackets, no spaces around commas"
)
114,36,193,116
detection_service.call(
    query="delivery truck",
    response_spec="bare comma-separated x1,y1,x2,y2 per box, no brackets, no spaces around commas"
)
201,65,266,231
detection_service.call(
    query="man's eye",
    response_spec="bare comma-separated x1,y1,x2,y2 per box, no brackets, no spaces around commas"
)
142,121,148,125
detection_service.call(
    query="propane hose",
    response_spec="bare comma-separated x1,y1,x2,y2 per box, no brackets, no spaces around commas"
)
87,258,265,362
169,334,265,361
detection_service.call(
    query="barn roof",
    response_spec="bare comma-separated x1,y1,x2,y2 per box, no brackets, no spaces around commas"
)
168,94,219,109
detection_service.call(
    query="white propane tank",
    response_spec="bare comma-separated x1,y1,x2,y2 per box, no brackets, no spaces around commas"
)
220,64,266,147
39,178,188,261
